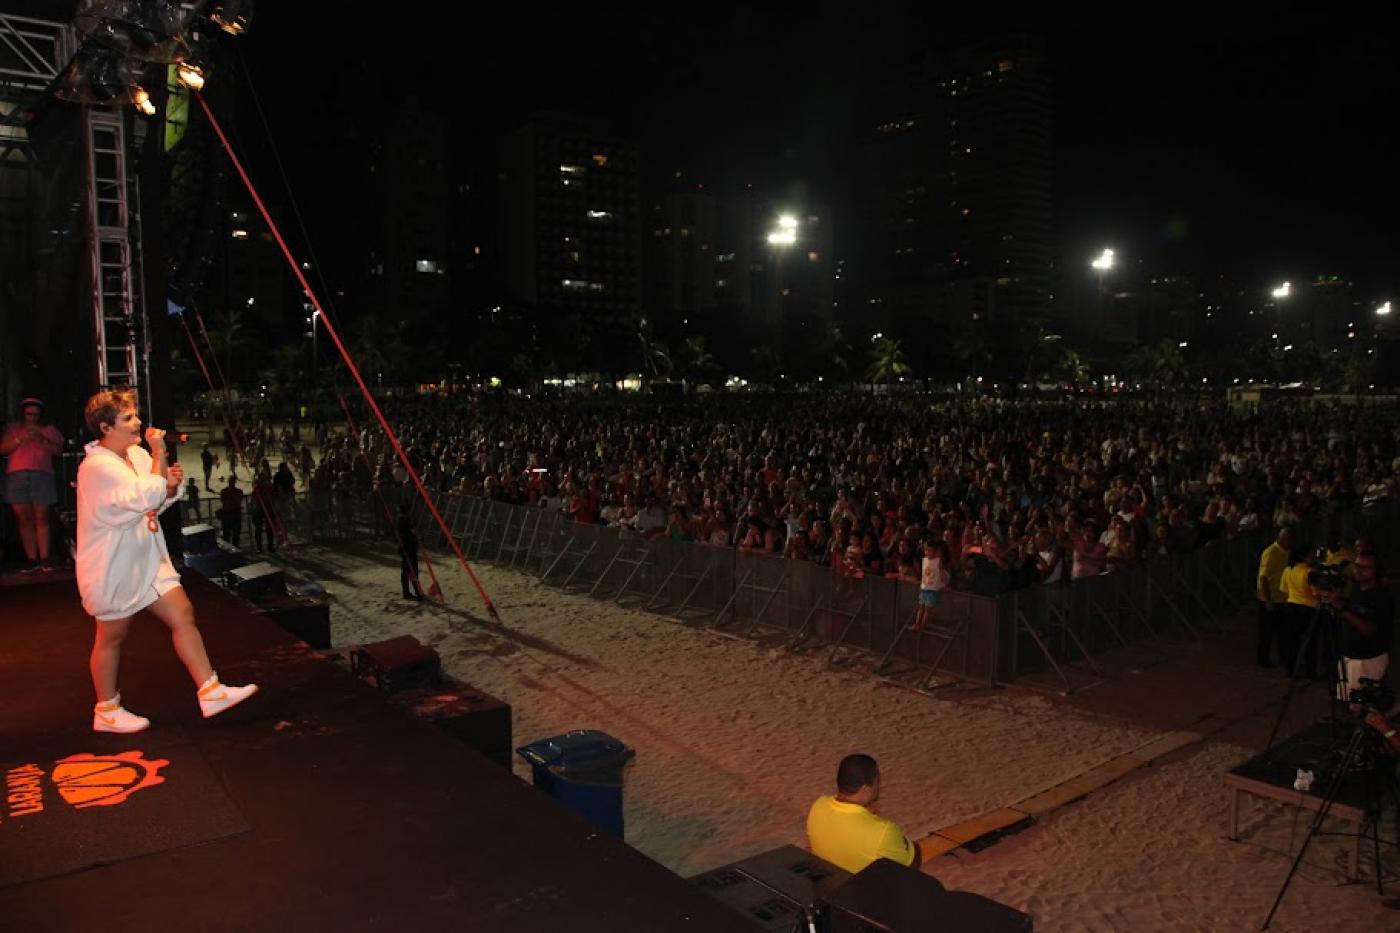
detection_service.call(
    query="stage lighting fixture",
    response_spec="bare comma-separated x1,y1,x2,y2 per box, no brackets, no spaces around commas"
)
210,0,253,35
76,0,190,62
130,85,157,115
176,61,206,90
54,41,132,103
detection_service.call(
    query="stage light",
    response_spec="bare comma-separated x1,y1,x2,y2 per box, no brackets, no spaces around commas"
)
130,85,156,115
176,61,206,90
75,0,190,63
210,0,254,35
54,41,132,103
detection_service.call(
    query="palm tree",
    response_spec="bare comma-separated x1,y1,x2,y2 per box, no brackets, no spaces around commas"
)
636,318,673,384
866,336,912,385
952,322,994,384
678,336,717,387
818,323,856,381
201,304,253,392
1056,349,1091,386
1126,339,1188,391
1023,327,1064,384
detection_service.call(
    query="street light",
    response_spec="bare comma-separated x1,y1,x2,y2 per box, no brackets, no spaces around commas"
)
766,212,798,246
1378,301,1392,317
1271,281,1291,299
1090,248,1115,271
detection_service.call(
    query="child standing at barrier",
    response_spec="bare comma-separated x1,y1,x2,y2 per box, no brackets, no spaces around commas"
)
913,538,950,631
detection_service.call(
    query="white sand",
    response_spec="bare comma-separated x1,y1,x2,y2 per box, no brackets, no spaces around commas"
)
173,440,1398,931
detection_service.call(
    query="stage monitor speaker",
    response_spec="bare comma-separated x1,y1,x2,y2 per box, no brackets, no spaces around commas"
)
826,859,1032,932
184,548,251,580
226,561,286,599
250,593,331,650
351,635,441,694
689,865,807,932
389,680,512,768
182,522,218,554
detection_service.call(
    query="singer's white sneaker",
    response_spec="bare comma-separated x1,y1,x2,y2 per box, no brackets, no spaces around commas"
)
93,695,151,733
198,675,259,719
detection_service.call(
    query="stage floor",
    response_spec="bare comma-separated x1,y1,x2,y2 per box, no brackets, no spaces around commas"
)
0,576,756,931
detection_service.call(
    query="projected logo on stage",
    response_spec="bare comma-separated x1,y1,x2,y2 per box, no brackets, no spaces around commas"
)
2,751,170,821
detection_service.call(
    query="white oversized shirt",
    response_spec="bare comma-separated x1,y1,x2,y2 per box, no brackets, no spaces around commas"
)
75,441,181,620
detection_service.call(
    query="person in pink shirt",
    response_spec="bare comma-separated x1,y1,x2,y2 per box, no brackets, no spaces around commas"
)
75,389,258,734
1,397,64,571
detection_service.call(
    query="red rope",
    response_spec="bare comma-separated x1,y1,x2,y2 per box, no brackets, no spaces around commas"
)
193,90,500,624
178,313,282,542
336,393,444,602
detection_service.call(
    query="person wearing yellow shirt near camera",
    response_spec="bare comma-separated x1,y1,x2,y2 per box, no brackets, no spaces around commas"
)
1277,542,1319,678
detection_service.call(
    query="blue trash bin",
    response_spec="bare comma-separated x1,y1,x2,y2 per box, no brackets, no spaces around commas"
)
517,730,635,838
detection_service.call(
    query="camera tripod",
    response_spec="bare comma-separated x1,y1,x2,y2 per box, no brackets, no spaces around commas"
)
1263,601,1347,755
1261,714,1400,928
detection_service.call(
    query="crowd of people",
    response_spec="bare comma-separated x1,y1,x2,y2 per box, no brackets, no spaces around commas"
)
252,393,1400,599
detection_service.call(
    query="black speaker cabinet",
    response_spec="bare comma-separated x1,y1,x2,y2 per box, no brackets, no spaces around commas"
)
689,865,807,932
388,681,512,768
251,593,332,650
351,634,441,693
226,560,286,599
182,522,218,554
689,845,848,931
184,548,251,580
827,858,1032,932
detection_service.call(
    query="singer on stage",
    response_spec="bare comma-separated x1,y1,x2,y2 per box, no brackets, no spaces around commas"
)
75,389,258,733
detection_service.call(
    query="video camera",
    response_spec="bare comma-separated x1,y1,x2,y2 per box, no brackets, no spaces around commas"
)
1306,548,1350,592
1351,677,1395,714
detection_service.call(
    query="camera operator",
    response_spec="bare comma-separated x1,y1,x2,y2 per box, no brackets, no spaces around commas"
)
1256,526,1295,669
1321,552,1393,701
1362,707,1400,754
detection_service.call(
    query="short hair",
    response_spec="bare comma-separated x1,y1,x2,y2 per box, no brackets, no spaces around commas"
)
836,754,879,794
84,388,137,436
1356,550,1384,576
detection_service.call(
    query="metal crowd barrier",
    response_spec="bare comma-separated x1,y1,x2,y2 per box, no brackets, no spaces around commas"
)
230,485,1395,695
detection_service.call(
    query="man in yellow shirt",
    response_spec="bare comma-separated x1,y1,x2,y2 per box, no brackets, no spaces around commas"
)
1257,526,1294,668
807,754,920,874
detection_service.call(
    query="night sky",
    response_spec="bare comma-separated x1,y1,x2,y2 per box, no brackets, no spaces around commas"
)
229,5,1398,295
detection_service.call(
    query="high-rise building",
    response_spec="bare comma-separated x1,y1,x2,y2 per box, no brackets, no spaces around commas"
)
844,34,1053,362
353,100,451,329
649,186,834,328
497,116,643,337
648,191,718,317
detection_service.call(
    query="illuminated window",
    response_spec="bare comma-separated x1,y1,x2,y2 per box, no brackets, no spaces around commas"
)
561,279,589,290
715,278,729,287
231,229,248,239
680,227,690,238
716,253,735,263
592,154,608,167
473,245,481,255
589,282,606,292
415,260,440,273
560,164,584,175
587,210,613,221
998,60,1014,73
808,251,819,261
